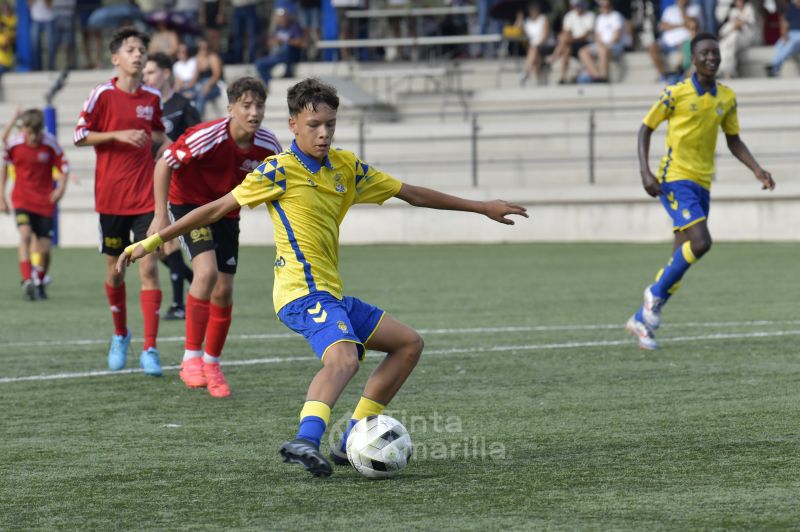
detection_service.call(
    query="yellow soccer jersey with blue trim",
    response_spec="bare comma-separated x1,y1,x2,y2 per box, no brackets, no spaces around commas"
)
643,74,740,190
232,141,403,312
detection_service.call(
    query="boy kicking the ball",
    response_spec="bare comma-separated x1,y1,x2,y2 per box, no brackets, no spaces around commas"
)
117,78,528,476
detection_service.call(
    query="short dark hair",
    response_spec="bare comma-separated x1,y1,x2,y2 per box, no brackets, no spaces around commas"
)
691,32,718,54
147,52,173,71
226,77,267,104
109,27,150,54
20,108,44,135
287,78,339,117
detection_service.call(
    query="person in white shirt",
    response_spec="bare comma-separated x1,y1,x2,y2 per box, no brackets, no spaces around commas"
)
577,0,626,82
518,1,555,85
718,0,759,78
648,0,703,78
548,0,596,84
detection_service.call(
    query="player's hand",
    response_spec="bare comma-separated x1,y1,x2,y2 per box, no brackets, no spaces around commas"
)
484,200,529,225
116,245,143,272
755,168,775,191
115,129,149,148
641,170,662,197
0,196,8,214
147,213,170,236
49,187,65,204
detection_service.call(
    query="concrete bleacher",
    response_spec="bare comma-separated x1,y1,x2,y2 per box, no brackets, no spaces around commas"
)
1,49,799,246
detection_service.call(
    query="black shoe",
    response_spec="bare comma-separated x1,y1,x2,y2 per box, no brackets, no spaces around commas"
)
35,284,47,300
765,65,777,78
329,445,351,466
279,438,333,477
22,279,35,301
164,304,186,321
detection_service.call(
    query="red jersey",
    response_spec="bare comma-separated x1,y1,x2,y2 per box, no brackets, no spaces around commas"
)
74,78,164,215
163,117,282,218
4,132,69,217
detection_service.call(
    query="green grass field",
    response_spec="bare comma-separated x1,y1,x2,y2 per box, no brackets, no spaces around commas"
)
2,243,799,530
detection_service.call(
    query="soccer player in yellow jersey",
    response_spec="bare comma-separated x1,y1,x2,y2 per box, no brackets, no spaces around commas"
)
626,33,775,350
117,78,528,476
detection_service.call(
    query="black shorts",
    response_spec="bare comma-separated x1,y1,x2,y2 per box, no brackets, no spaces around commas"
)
15,209,54,239
98,212,154,256
170,204,240,274
570,39,590,58
204,0,222,29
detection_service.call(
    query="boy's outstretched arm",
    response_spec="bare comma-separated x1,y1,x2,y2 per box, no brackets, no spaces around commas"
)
394,183,528,225
725,134,775,191
117,193,240,271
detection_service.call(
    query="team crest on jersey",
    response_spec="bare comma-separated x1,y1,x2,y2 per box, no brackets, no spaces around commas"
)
333,173,343,182
274,256,286,268
240,159,261,172
716,104,724,116
37,151,50,163
335,183,346,193
104,236,123,249
337,321,349,333
190,226,212,243
136,105,154,121
689,103,698,112
682,208,691,220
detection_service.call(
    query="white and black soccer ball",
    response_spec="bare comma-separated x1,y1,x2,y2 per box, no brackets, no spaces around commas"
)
346,415,412,479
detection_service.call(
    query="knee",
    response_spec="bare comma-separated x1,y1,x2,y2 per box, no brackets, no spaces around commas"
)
328,350,360,378
194,268,218,290
691,235,712,257
403,333,424,366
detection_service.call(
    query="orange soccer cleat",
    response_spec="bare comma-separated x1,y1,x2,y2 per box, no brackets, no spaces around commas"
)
179,357,207,388
203,362,231,398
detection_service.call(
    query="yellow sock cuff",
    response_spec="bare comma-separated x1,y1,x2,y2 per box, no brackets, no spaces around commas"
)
681,241,697,264
353,396,385,420
300,400,331,424
31,252,43,268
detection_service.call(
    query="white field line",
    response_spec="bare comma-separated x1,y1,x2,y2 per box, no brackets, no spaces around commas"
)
3,319,800,349
2,328,800,385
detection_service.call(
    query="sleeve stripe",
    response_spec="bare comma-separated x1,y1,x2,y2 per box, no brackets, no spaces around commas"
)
185,119,229,152
74,128,89,143
83,82,114,114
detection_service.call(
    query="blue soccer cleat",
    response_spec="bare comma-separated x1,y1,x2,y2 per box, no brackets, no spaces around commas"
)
139,347,162,377
108,330,132,371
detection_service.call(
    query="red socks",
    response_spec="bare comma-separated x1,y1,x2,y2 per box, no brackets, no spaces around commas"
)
105,283,127,336
205,303,233,358
140,289,162,350
185,293,211,351
19,260,32,282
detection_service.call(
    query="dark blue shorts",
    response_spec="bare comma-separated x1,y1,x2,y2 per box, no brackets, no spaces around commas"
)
278,291,385,361
659,180,710,232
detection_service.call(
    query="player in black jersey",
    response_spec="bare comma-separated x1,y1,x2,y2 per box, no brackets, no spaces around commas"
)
143,52,200,320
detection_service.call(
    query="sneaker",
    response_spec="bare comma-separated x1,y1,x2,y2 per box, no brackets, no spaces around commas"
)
139,347,163,377
35,284,47,300
641,285,666,330
203,362,231,398
329,444,351,466
21,279,35,301
179,357,207,388
280,438,333,477
164,303,186,321
108,330,132,370
626,315,659,350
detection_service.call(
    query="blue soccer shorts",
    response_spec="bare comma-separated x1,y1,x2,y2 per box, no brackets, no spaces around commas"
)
659,180,710,232
277,291,386,361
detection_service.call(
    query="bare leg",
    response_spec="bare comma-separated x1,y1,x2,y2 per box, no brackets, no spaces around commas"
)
362,314,424,405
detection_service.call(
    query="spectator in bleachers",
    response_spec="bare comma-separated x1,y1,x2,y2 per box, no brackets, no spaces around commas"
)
173,42,198,96
647,0,702,81
29,0,56,71
255,6,305,89
199,0,225,53
52,0,77,69
148,15,180,58
173,0,201,45
518,1,554,86
297,0,321,58
477,0,503,57
548,0,595,84
578,0,627,82
692,0,717,34
191,36,224,118
231,0,261,63
0,10,13,74
331,0,367,61
766,0,800,76
718,0,759,78
612,0,634,48
76,0,102,68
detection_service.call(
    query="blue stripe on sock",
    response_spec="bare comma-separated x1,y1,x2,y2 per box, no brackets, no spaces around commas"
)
340,418,358,452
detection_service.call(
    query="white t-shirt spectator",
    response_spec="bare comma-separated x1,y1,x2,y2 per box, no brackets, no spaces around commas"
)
30,0,55,22
660,4,703,47
563,9,596,40
173,57,197,86
595,10,625,46
524,15,552,47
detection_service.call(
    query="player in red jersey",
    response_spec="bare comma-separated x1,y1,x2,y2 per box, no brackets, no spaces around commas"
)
1,108,71,300
151,77,282,397
74,27,167,376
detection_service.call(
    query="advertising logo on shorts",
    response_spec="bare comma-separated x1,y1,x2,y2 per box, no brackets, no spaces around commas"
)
136,105,154,121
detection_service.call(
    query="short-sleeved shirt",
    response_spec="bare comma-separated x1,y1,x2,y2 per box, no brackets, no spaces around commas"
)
563,9,595,40
161,92,200,141
660,4,702,47
595,10,625,46
74,78,164,215
3,132,69,216
231,141,403,312
164,117,282,218
643,74,740,190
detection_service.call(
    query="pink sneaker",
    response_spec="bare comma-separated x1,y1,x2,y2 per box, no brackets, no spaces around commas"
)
179,357,207,388
203,362,231,398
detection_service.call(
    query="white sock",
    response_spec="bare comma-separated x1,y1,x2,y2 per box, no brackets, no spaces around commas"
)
183,350,202,362
203,353,220,364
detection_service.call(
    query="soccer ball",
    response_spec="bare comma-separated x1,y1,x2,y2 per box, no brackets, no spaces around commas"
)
346,415,413,479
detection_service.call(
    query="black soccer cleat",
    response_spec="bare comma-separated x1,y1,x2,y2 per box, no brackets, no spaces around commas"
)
21,279,35,301
164,304,186,320
279,439,333,477
329,445,351,467
35,284,47,300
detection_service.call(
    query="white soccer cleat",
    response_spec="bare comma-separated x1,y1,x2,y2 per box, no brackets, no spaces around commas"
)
626,315,659,350
641,285,666,330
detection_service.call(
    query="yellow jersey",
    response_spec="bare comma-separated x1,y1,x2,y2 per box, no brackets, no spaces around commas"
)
232,141,403,313
643,74,740,190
